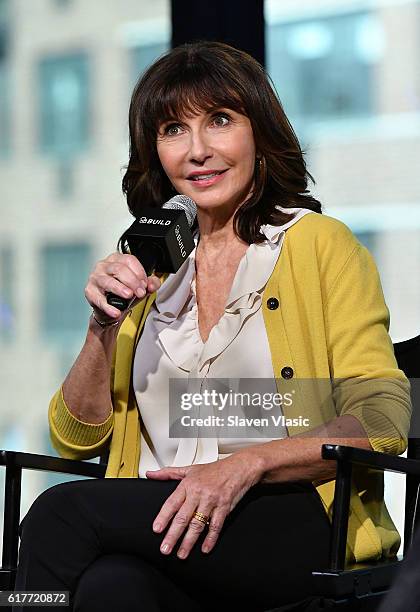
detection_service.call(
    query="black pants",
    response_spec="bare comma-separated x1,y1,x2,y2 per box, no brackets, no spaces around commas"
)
15,478,331,611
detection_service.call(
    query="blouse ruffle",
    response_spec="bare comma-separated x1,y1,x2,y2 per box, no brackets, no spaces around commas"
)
154,206,313,378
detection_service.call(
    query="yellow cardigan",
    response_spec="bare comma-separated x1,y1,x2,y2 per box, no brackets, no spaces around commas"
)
49,212,411,563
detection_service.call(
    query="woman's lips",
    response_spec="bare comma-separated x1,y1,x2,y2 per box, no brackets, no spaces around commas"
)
187,169,228,187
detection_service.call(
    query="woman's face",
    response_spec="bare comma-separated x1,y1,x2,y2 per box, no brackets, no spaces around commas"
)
156,107,257,216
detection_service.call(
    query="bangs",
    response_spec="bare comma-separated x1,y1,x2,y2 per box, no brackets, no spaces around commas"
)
144,65,247,133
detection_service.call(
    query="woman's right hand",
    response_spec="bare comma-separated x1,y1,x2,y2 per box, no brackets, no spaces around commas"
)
84,253,161,324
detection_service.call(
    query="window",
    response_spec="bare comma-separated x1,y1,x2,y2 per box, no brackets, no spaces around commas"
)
354,230,377,256
53,0,72,7
38,53,90,156
267,12,383,121
0,246,13,341
131,42,168,84
40,243,92,343
0,0,9,38
0,61,10,155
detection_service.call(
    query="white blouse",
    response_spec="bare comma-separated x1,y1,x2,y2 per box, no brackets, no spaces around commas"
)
133,206,314,477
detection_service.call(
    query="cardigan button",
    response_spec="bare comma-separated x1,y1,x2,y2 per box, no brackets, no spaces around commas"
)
267,297,279,310
281,366,294,379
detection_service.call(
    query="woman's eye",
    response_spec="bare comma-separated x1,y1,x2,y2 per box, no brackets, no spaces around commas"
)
164,124,182,136
213,114,230,127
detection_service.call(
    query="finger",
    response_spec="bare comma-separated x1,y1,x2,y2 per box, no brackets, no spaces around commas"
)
159,497,200,557
105,253,147,282
153,486,187,535
98,274,137,301
102,278,145,305
176,505,214,560
146,466,188,480
103,263,147,298
94,259,146,295
146,275,162,294
122,254,148,280
85,285,122,319
200,506,227,554
87,273,142,318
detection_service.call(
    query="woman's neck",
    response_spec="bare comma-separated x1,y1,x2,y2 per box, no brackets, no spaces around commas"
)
196,209,247,263
195,229,248,275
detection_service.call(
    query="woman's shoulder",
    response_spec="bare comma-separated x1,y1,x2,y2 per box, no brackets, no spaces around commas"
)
286,211,360,253
281,212,368,284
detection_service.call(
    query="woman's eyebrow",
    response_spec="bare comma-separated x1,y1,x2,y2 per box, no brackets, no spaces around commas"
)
158,115,178,125
205,105,230,113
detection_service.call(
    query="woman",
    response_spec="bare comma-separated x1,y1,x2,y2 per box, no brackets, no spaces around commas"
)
16,42,411,611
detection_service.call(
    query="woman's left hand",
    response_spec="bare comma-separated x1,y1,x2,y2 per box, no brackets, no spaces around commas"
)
145,452,264,559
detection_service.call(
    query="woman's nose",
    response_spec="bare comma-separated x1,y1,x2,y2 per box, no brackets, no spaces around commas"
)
188,131,212,164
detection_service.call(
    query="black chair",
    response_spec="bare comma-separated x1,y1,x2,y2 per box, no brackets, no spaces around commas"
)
310,334,420,610
1,335,419,611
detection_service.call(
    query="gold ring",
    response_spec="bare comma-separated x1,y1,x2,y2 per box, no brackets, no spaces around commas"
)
192,511,210,525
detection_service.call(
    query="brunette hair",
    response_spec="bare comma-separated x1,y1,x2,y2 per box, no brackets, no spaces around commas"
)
122,41,322,244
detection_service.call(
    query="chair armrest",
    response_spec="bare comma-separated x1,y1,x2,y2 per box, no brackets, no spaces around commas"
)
322,444,420,476
0,449,106,578
0,450,106,478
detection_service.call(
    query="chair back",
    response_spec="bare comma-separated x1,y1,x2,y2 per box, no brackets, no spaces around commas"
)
393,334,420,552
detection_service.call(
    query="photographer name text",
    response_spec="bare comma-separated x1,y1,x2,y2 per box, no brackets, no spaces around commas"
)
179,415,310,428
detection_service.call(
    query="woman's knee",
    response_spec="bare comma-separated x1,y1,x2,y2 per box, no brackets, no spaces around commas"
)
19,481,91,544
16,482,106,595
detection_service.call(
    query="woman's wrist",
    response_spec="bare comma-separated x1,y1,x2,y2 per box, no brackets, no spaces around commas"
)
89,311,123,334
233,447,268,485
87,312,122,354
91,309,121,327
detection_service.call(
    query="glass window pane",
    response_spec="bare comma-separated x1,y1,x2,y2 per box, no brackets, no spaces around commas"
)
0,63,10,155
131,42,168,84
40,243,92,343
354,230,377,256
38,53,90,156
53,0,72,8
267,11,377,120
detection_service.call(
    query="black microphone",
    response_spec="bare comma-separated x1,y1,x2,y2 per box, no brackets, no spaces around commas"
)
106,195,197,311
